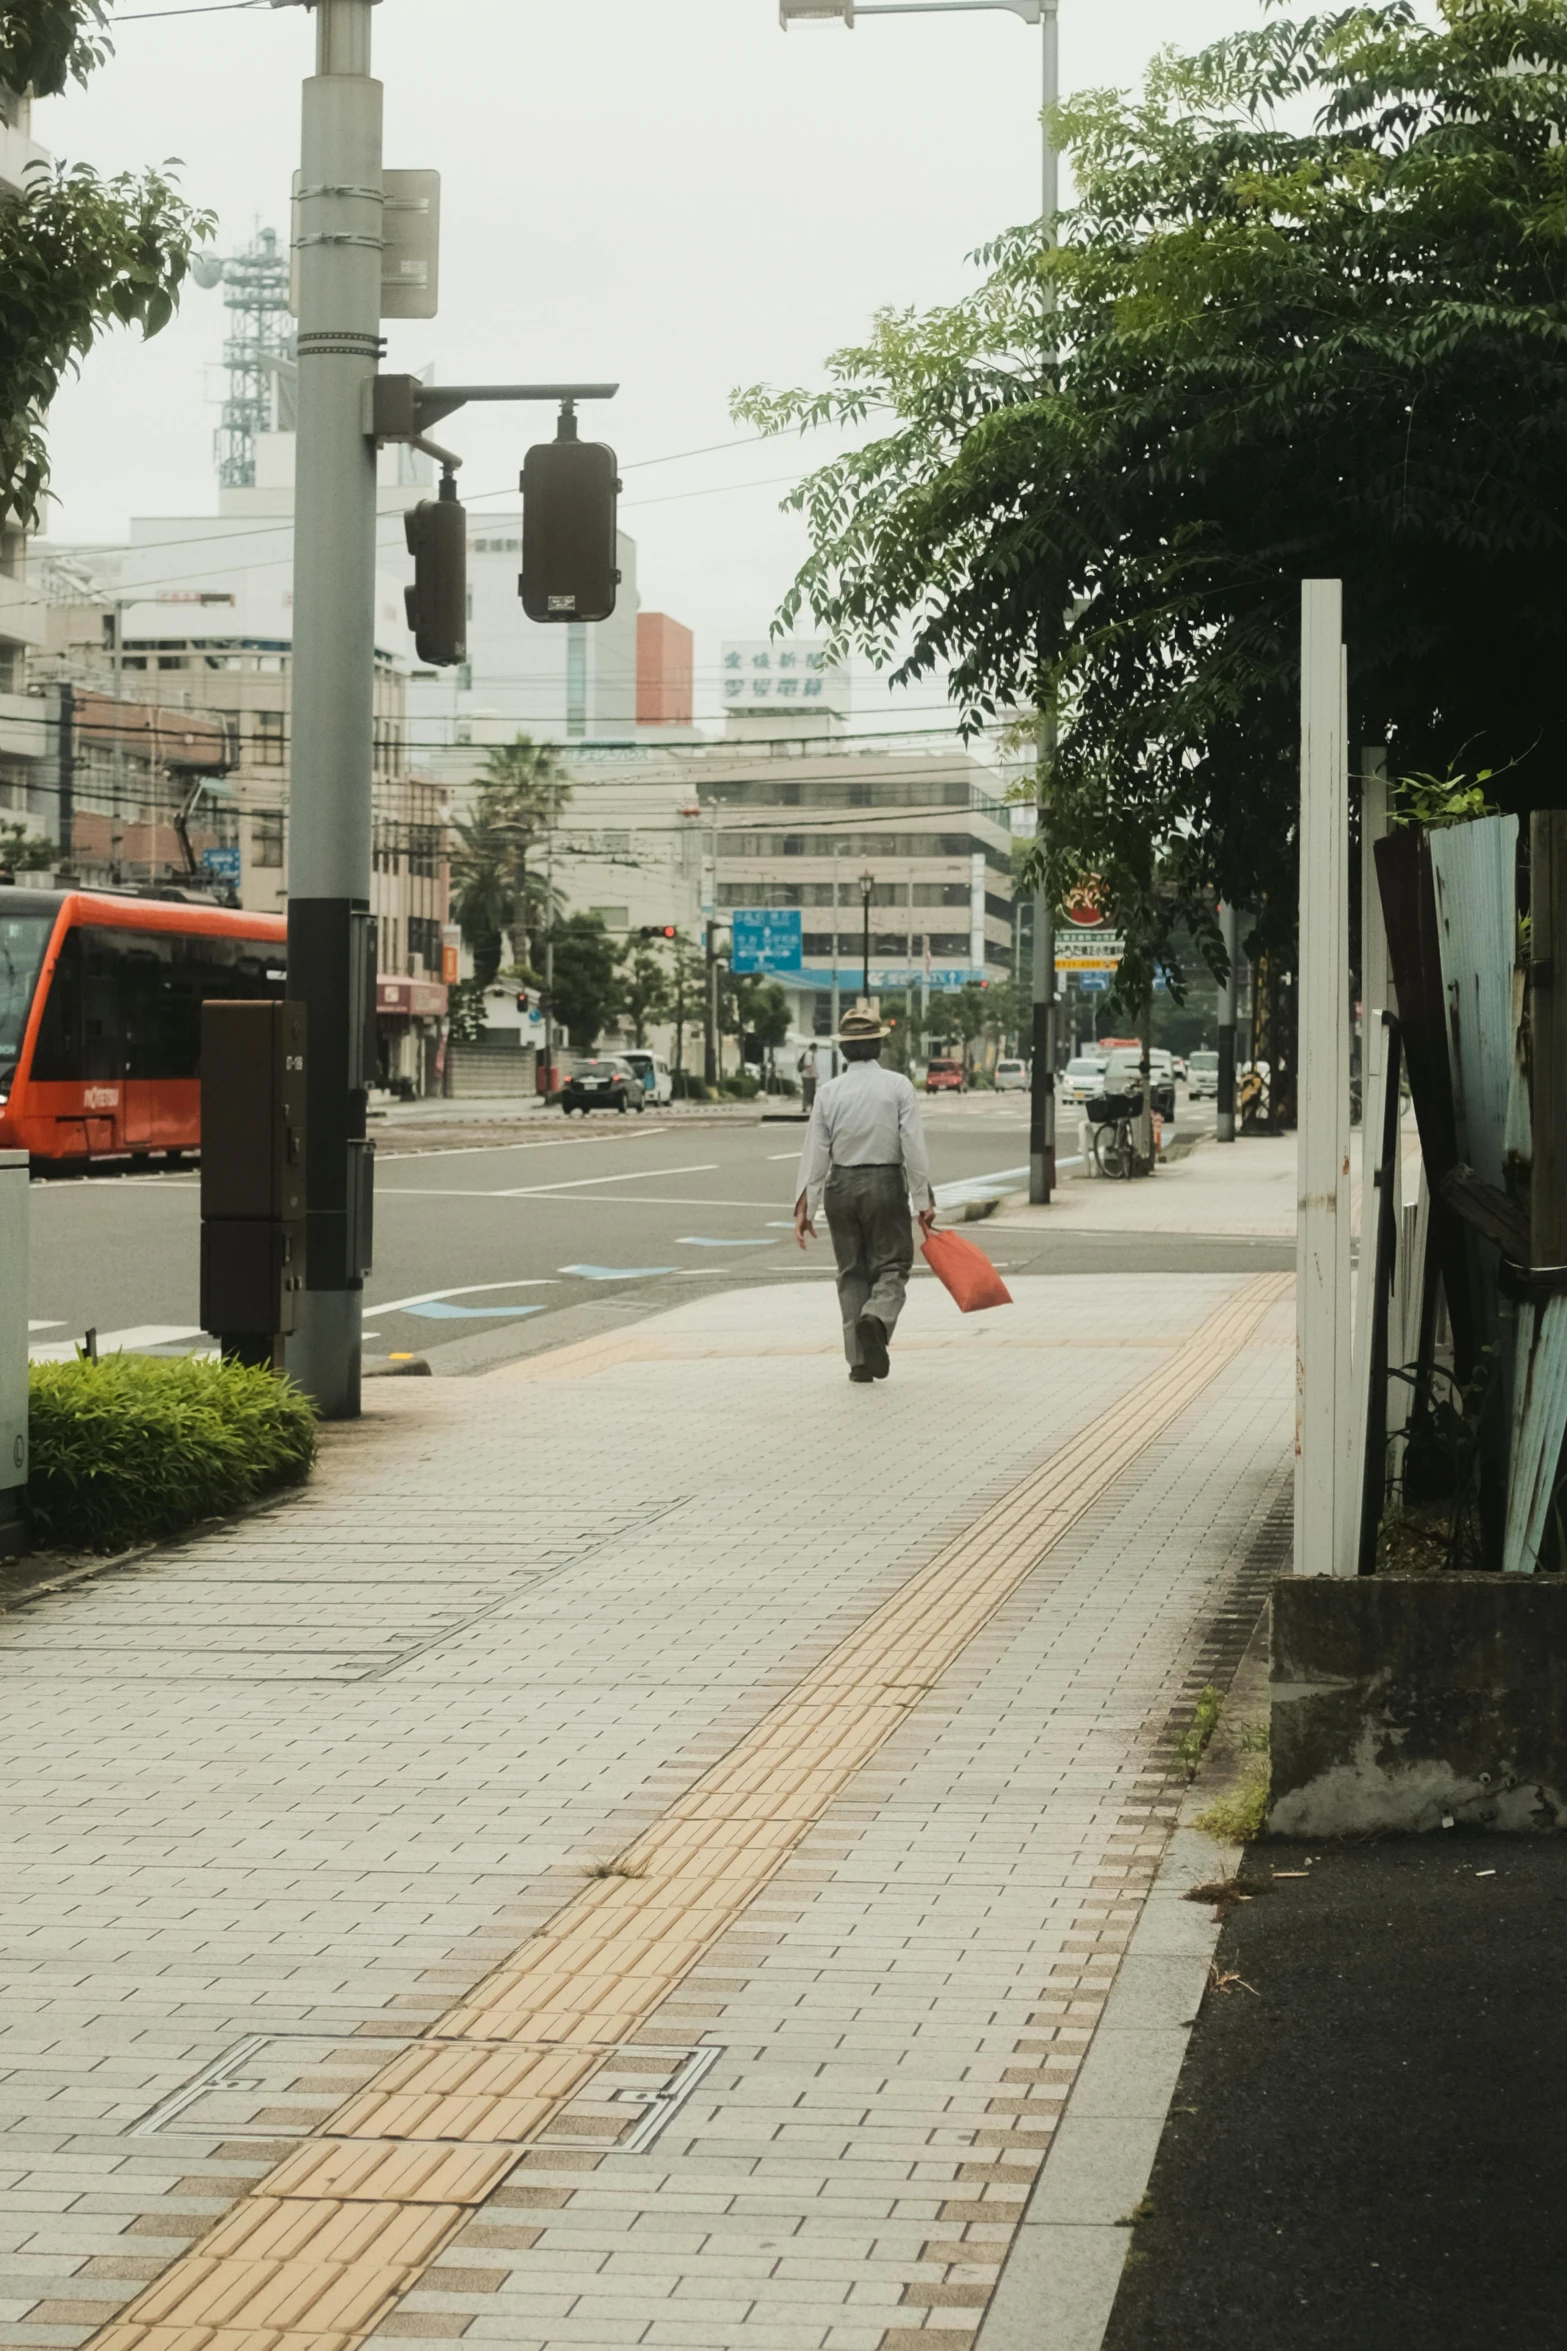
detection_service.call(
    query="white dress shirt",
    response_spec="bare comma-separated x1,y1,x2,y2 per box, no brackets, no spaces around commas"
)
794,1059,934,1219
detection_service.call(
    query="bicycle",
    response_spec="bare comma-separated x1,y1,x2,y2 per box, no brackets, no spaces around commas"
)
1087,1088,1144,1180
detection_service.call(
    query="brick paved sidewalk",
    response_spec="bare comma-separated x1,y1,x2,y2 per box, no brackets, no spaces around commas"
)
0,1270,1292,2351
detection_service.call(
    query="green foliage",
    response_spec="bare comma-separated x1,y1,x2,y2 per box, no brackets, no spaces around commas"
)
449,738,568,984
737,0,1567,994
0,1,110,103
1173,1684,1225,1780
0,819,54,876
0,13,213,531
622,939,673,1047
730,974,792,1060
445,975,487,1046
1195,1761,1271,1845
549,912,624,1051
1390,768,1502,830
666,928,706,1077
26,1353,316,1554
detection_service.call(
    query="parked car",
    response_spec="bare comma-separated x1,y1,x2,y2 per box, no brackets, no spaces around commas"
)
993,1058,1028,1092
560,1057,647,1114
1186,1048,1220,1100
1060,1054,1108,1106
618,1049,673,1103
924,1058,966,1094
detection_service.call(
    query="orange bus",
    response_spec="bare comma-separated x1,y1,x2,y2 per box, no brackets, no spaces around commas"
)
0,887,287,1168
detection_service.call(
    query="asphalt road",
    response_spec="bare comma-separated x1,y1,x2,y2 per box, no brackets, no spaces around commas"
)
25,1092,1283,1369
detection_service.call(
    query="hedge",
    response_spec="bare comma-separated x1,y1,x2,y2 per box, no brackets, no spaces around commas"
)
26,1354,318,1553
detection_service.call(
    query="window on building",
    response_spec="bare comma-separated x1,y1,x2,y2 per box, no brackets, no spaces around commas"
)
255,710,285,765
600,830,631,856
252,814,284,868
589,906,629,931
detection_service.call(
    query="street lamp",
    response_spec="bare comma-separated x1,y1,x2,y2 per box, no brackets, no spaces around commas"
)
781,0,1061,1203
858,868,875,1004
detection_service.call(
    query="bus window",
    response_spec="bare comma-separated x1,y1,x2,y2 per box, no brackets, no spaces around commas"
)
0,911,55,1091
31,924,286,1085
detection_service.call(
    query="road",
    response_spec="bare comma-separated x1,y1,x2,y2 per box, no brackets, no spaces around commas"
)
26,1092,1281,1369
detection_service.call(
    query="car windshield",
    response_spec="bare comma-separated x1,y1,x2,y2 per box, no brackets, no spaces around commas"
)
0,911,53,1085
1066,1058,1102,1076
1189,1052,1219,1070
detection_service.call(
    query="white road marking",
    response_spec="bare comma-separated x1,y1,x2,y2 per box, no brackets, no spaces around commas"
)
366,1278,559,1316
498,1161,718,1196
373,1128,672,1163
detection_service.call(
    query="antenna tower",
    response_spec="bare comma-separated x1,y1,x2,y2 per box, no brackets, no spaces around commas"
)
214,227,294,489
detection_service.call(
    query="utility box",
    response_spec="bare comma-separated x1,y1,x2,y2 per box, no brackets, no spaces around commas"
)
200,1001,307,1364
0,1151,27,1557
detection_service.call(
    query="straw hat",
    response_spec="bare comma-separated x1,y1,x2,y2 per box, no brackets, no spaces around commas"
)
836,1007,890,1044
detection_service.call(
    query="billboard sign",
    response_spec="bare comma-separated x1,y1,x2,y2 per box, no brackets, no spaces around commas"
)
731,908,804,974
721,639,847,713
201,846,241,882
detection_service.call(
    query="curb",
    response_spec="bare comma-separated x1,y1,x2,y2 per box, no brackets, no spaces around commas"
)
977,1622,1269,2351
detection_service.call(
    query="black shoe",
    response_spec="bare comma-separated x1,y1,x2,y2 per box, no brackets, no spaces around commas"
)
858,1313,891,1380
849,1365,875,1384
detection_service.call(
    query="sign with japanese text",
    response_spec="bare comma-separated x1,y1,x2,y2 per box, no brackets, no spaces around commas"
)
731,908,804,974
721,639,847,713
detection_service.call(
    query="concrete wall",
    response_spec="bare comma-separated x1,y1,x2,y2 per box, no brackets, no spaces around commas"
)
1270,1574,1567,1834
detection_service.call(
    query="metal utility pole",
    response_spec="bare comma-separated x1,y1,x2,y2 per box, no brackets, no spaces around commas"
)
1028,0,1060,1205
1217,900,1239,1142
56,683,75,873
285,0,383,1419
859,869,874,1002
831,843,844,1051
542,812,556,1100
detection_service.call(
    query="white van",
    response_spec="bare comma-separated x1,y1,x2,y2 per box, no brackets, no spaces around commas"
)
618,1050,673,1103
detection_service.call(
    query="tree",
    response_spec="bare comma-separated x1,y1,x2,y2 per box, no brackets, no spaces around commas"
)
735,0,1567,993
2,3,213,529
448,736,568,983
621,938,672,1047
667,929,706,1078
0,819,54,880
548,913,625,1053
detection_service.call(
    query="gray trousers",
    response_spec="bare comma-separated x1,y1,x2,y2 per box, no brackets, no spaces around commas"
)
824,1163,914,1368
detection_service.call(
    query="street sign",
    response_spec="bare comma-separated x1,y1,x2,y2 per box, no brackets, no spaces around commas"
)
731,908,803,974
202,846,241,882
1056,930,1122,973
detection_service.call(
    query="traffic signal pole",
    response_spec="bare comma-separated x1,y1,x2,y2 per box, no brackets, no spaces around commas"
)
1028,0,1060,1207
285,0,382,1418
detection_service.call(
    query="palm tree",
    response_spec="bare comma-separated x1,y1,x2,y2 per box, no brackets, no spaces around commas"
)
449,736,570,982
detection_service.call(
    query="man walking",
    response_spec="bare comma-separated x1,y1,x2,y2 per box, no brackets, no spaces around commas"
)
793,1007,936,1383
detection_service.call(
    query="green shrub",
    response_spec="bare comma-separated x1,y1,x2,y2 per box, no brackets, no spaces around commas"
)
721,1073,761,1099
672,1072,708,1101
27,1354,317,1554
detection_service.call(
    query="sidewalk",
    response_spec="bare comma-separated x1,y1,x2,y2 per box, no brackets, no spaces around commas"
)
0,1268,1293,2351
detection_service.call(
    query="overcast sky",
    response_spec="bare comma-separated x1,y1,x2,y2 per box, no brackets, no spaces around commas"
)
36,0,1256,729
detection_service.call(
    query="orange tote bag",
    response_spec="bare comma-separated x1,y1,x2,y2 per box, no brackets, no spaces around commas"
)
920,1226,1013,1313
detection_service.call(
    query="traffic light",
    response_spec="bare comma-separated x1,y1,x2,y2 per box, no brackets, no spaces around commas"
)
404,470,467,666
637,924,677,941
520,407,621,625
515,990,530,1013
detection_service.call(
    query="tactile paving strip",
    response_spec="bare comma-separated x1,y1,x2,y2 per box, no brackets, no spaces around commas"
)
87,1272,1290,2351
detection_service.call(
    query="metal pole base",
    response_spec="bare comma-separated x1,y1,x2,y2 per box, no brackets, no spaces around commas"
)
287,1287,362,1420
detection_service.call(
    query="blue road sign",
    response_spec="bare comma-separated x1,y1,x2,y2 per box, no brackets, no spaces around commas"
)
201,845,241,881
731,908,803,974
